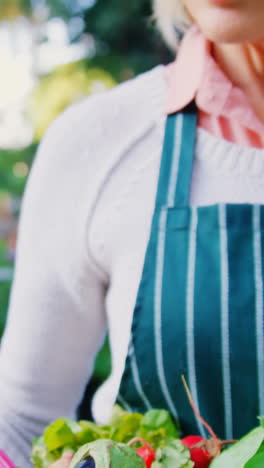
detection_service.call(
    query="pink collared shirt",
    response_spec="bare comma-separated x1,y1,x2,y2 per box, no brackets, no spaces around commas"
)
165,26,264,148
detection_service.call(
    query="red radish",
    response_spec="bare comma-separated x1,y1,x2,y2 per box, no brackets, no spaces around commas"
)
127,437,156,468
136,444,156,468
181,435,213,468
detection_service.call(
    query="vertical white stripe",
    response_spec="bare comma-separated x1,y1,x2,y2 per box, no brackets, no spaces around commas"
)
153,114,183,420
154,208,179,419
219,204,233,440
253,205,264,415
117,394,133,413
186,207,206,438
129,341,152,411
167,114,183,207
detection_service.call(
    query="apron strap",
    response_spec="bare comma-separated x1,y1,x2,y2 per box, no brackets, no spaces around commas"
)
155,102,198,208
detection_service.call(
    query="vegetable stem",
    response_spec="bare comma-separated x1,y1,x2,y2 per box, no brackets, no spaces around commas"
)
181,376,221,454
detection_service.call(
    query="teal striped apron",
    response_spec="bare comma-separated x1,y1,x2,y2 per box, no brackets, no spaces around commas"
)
117,104,264,440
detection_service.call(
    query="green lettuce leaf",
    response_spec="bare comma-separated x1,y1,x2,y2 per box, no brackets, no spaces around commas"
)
31,436,60,468
107,406,179,447
44,418,82,451
140,409,179,438
68,439,145,468
258,416,264,428
152,439,194,468
245,452,264,468
77,421,110,445
109,444,145,468
109,405,127,425
244,441,264,467
140,409,179,447
31,406,181,467
210,427,264,468
109,412,143,443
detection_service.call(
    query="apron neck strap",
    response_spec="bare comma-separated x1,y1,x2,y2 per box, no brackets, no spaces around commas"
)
155,102,198,208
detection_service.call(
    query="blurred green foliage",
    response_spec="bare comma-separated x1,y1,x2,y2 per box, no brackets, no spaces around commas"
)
0,0,31,20
0,145,37,196
0,239,12,337
30,63,116,141
0,280,11,336
0,0,171,65
83,0,171,72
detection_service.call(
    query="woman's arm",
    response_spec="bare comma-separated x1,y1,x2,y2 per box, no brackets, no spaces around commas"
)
0,102,108,468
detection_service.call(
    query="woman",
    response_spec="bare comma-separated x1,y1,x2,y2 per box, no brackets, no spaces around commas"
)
0,0,264,466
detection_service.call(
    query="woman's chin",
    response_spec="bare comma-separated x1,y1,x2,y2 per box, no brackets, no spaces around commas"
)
197,19,260,44
194,8,264,44
201,27,249,44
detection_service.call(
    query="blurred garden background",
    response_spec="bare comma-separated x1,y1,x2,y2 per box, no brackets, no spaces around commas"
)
0,0,172,416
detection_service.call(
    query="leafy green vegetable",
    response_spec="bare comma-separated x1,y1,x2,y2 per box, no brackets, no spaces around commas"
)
31,437,59,468
109,404,127,425
68,439,145,468
258,416,264,428
141,409,179,437
31,405,264,468
77,421,110,445
109,444,145,468
140,409,180,447
152,440,194,468
244,441,264,467
210,427,264,468
108,406,179,447
245,452,264,468
31,406,180,468
108,411,143,443
44,418,82,451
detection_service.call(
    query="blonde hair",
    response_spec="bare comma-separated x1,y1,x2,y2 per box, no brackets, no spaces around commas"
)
153,0,190,50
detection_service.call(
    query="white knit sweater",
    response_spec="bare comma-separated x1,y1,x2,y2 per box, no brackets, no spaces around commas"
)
1,65,264,468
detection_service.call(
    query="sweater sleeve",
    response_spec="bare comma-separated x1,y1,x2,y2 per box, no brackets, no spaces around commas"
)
0,101,108,468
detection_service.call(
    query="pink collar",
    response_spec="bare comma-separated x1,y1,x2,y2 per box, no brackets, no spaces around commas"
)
165,26,264,136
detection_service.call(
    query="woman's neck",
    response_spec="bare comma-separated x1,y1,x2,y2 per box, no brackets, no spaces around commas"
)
213,41,264,122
